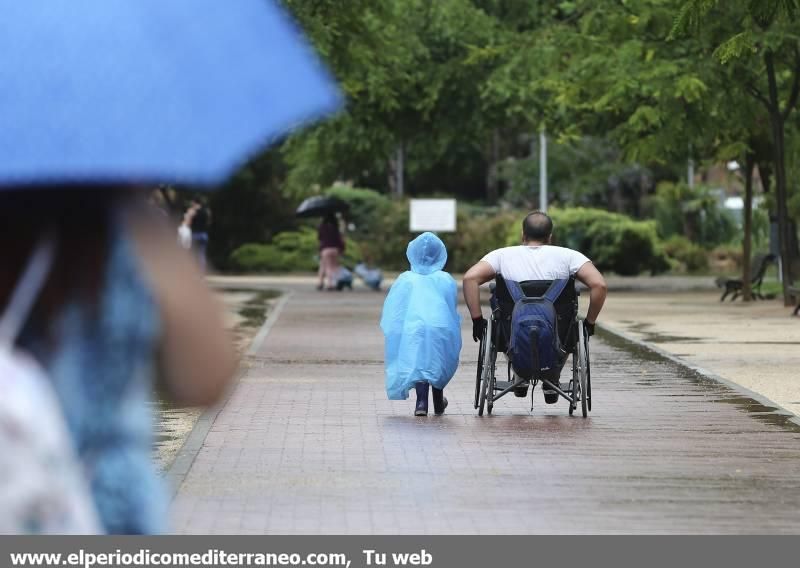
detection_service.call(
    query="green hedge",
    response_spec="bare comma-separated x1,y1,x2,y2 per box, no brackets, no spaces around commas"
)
230,226,366,273
506,207,670,276
230,228,319,272
231,188,674,276
662,235,709,273
324,185,392,239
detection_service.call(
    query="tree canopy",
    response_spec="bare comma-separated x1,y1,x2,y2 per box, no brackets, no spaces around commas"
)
203,0,799,286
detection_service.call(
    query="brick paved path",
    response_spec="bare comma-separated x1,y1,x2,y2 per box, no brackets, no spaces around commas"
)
171,286,800,534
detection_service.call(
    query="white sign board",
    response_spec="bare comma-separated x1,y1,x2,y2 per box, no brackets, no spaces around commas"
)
409,199,457,233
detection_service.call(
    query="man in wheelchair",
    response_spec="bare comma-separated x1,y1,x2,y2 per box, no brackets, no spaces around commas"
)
463,211,607,406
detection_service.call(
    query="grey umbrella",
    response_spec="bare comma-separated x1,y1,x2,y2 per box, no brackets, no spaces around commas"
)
295,196,349,218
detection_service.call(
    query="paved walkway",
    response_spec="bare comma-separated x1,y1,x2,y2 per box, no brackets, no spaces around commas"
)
171,283,800,534
601,291,800,418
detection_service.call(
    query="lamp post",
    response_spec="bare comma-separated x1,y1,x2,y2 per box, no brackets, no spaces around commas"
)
539,130,548,212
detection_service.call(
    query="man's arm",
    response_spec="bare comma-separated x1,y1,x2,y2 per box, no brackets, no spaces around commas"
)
575,262,607,324
462,260,496,319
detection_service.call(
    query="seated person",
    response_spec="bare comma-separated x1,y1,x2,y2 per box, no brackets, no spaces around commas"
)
462,211,608,402
490,274,578,356
354,261,383,291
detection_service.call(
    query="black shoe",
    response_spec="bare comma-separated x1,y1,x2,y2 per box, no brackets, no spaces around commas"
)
543,387,559,404
431,387,446,415
415,399,428,417
513,384,529,397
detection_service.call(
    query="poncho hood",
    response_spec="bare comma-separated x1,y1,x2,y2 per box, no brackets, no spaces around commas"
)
406,232,447,275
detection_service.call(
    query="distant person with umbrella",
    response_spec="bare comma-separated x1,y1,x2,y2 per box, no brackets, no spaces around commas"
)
189,198,212,271
318,212,345,290
0,0,340,534
296,196,350,291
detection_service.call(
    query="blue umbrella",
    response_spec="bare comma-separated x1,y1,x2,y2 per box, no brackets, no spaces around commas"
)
0,0,342,187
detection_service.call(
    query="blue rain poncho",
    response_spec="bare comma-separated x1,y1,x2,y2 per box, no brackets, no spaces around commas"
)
380,232,462,400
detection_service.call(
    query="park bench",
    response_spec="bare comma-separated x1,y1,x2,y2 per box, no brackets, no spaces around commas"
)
789,285,800,316
716,253,776,301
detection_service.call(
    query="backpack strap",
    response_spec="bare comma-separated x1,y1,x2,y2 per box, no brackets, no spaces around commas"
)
0,234,56,348
543,278,570,304
504,278,526,303
505,277,570,304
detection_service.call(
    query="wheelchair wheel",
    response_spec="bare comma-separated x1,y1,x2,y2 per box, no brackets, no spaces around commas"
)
577,322,588,417
474,328,485,409
486,362,494,415
569,353,578,416
584,325,592,412
478,316,494,416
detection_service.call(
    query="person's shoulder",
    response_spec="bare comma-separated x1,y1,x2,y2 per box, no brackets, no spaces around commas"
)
485,245,522,257
545,245,584,256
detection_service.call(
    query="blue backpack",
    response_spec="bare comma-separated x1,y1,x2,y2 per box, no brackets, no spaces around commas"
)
505,278,569,380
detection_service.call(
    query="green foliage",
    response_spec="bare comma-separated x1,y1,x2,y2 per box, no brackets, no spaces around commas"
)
498,137,659,213
206,152,295,270
229,228,319,272
323,185,392,238
663,235,710,273
362,202,523,273
649,182,738,247
505,207,670,276
710,243,745,274
442,209,523,272
362,200,414,270
206,0,800,273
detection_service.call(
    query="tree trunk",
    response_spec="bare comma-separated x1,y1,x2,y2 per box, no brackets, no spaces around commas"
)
742,151,755,301
758,161,772,193
765,50,794,305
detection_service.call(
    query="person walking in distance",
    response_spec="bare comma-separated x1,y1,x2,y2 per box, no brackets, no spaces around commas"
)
189,198,211,271
317,213,345,291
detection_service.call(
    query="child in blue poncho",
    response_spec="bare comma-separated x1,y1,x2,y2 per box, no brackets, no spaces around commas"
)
380,232,462,416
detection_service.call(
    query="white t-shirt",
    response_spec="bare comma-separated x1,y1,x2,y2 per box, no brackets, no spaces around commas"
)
481,245,591,282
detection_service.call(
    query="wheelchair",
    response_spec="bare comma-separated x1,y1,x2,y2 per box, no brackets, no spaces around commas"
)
474,275,592,417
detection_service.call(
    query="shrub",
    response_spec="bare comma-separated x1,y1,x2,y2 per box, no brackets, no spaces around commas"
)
663,236,709,273
364,201,525,273
367,200,415,271
649,182,737,247
709,244,744,275
230,228,319,272
231,201,670,276
229,244,296,272
443,209,524,272
324,185,392,239
507,207,669,275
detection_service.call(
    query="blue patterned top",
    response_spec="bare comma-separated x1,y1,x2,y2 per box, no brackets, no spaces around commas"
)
22,229,165,534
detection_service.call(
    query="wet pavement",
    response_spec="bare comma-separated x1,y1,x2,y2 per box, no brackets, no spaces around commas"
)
170,285,800,534
600,291,800,418
154,289,279,471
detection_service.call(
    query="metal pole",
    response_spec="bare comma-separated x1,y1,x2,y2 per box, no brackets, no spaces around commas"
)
539,130,547,212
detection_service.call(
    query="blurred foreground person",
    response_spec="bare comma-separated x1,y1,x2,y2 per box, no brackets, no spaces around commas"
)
0,188,236,534
0,0,341,535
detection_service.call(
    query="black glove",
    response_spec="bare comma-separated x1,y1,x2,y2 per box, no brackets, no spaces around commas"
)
472,316,487,342
584,320,596,337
